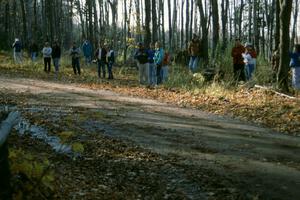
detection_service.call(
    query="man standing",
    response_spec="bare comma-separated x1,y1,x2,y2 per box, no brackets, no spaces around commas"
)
231,39,246,81
12,38,22,64
29,40,38,62
42,42,52,73
188,34,201,73
52,40,61,78
82,39,92,65
95,42,107,78
134,43,149,85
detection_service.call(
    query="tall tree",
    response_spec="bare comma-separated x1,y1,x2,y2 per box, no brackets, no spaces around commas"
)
277,0,293,91
144,0,151,47
211,0,219,58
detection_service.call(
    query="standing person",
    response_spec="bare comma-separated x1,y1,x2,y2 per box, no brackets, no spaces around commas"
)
82,39,92,65
161,51,171,83
148,42,156,86
188,34,201,73
95,42,107,78
70,42,81,75
52,40,61,78
12,38,22,64
154,42,164,85
231,39,246,82
29,40,38,62
134,43,149,85
289,44,300,91
249,45,257,71
106,45,115,79
242,44,255,81
42,42,52,73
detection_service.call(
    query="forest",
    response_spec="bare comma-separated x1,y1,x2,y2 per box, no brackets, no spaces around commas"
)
1,0,300,200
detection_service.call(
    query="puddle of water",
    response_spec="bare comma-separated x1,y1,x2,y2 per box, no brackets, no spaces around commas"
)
15,118,75,157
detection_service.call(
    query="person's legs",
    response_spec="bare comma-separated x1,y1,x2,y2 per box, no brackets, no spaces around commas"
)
149,63,155,85
101,61,106,78
97,61,101,77
144,63,150,85
31,52,37,62
53,58,60,77
192,57,199,73
248,64,255,80
157,64,162,84
47,58,51,72
188,57,195,72
292,67,300,90
161,66,169,83
44,58,47,72
76,59,81,75
107,62,113,79
138,63,143,84
72,58,77,75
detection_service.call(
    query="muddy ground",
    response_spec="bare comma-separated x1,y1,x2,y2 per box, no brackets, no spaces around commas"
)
1,76,300,200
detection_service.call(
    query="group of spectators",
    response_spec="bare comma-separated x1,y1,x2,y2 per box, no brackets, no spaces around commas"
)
12,39,115,79
11,36,300,91
134,42,170,87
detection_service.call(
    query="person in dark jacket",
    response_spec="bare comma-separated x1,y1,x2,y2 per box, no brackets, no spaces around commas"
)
42,42,52,73
29,40,38,62
12,38,22,64
70,42,81,75
95,42,107,78
148,42,156,86
134,43,149,85
52,40,61,78
107,45,115,79
82,39,92,65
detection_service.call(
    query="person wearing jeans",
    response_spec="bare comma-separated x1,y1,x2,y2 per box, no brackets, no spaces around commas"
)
12,38,23,64
148,43,156,86
107,46,115,79
29,40,38,62
95,43,107,78
134,43,149,85
154,42,164,85
52,40,61,78
70,43,81,75
188,34,201,73
82,39,92,65
42,42,52,73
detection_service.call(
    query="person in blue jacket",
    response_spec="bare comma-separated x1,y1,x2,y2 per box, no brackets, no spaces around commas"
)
289,44,300,91
82,39,92,65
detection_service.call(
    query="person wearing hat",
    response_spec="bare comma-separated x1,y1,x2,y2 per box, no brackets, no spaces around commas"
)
188,34,202,73
12,38,23,64
231,39,246,81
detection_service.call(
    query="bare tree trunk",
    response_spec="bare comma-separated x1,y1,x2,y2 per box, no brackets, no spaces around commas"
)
144,0,151,47
152,0,158,42
211,0,219,59
167,0,172,49
290,0,298,49
277,0,292,92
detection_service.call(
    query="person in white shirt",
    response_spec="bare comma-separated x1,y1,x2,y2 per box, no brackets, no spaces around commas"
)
242,44,255,81
42,42,52,73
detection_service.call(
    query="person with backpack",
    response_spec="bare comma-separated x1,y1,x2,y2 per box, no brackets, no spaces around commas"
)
42,42,52,73
154,42,164,85
70,42,81,75
134,43,149,85
148,42,156,86
29,40,38,62
106,45,115,80
52,40,61,78
82,39,92,65
12,38,22,64
188,34,201,73
95,42,107,78
289,44,300,91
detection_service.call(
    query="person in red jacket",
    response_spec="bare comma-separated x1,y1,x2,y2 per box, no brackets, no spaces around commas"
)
231,39,246,81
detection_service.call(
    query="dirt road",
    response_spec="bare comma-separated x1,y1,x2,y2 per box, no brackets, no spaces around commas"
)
1,76,300,200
